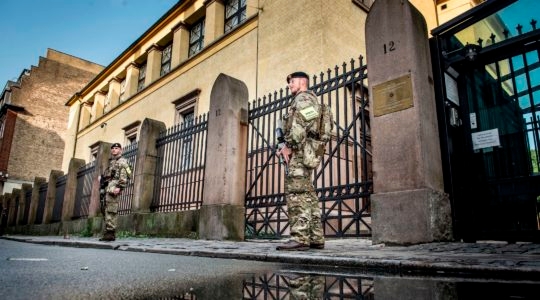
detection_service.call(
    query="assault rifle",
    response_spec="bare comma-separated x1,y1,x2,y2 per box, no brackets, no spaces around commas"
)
275,127,289,176
99,175,108,216
99,170,114,215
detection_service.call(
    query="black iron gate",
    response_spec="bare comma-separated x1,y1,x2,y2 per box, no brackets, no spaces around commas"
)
245,57,371,239
432,0,540,242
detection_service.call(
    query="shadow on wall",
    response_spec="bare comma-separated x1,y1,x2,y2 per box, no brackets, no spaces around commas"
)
8,117,65,183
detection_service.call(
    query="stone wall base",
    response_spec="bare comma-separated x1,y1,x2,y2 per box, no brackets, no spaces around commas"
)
372,188,453,245
4,211,199,238
198,204,245,241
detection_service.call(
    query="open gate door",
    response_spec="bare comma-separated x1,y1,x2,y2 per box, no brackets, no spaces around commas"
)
431,0,540,242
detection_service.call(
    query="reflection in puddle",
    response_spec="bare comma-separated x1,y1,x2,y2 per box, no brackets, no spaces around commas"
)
152,267,540,300
168,270,540,300
243,272,373,300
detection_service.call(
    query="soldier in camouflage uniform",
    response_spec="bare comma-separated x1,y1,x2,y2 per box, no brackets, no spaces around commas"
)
100,143,131,242
276,71,325,251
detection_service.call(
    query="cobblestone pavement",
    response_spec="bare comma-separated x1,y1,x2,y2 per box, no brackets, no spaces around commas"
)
2,235,540,278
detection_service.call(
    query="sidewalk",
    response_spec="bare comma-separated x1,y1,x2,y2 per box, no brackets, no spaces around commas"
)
2,235,540,279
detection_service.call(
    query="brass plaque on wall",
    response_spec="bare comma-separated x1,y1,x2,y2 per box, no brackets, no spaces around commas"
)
373,74,413,117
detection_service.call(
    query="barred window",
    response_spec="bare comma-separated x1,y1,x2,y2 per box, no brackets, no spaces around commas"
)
189,18,205,57
137,63,146,92
173,89,199,169
89,143,99,162
180,111,195,170
224,0,246,33
124,125,139,145
160,43,172,76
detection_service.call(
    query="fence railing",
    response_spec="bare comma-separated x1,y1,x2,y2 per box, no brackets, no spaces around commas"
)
152,114,208,212
11,198,19,226
242,272,374,299
0,201,6,228
34,182,48,224
3,57,371,239
51,175,67,222
73,161,96,219
245,57,372,239
21,189,32,225
118,142,138,215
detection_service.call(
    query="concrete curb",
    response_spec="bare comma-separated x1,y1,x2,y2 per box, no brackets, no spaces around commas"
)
2,235,540,279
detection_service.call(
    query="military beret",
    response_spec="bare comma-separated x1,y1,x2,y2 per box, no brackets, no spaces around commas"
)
287,71,309,83
111,143,122,149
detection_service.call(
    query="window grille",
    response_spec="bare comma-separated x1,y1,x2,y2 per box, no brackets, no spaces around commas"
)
225,0,246,33
160,43,172,76
189,18,205,57
180,111,195,170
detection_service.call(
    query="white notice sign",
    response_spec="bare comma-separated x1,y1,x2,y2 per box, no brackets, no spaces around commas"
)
471,129,500,150
445,73,459,105
470,113,477,129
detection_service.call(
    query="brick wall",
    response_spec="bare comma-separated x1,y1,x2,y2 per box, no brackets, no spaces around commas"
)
4,50,102,182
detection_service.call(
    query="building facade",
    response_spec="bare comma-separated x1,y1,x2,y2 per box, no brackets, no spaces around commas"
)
0,49,103,194
62,0,377,169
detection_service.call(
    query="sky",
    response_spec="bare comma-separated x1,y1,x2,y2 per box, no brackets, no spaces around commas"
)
0,0,178,86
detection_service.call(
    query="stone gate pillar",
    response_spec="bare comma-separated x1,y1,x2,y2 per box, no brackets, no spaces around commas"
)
61,158,85,222
132,118,166,213
366,0,452,244
88,142,111,218
199,73,248,240
43,170,64,224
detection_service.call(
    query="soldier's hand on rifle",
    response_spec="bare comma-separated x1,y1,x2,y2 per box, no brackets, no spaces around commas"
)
276,144,292,166
113,187,121,195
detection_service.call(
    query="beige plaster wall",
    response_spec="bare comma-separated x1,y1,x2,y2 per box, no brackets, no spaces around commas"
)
256,0,367,95
408,0,485,35
436,0,485,25
72,28,259,162
66,0,370,166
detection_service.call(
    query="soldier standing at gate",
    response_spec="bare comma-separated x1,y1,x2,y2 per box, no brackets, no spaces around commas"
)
100,143,131,242
275,71,332,251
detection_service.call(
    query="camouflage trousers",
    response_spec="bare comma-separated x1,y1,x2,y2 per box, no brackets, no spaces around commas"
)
285,159,324,245
288,275,324,300
104,194,119,232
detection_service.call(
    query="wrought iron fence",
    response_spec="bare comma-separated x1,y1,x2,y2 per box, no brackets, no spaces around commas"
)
51,175,67,222
245,56,372,239
34,182,48,224
21,189,32,225
118,142,138,215
242,272,374,299
152,114,208,212
73,161,96,219
0,200,6,228
10,197,19,226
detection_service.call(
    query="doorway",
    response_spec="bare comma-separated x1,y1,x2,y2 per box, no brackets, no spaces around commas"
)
431,0,540,242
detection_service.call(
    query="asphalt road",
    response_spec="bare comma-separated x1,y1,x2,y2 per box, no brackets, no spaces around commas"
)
3,238,540,299
0,239,284,299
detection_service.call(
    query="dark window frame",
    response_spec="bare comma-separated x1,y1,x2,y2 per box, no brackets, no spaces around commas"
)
160,43,173,76
224,0,246,33
189,18,205,57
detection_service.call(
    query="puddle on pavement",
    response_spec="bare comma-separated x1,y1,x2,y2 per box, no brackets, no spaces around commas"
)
151,267,540,299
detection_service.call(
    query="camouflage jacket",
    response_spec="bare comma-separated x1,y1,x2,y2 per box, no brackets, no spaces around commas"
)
283,90,320,150
105,155,131,192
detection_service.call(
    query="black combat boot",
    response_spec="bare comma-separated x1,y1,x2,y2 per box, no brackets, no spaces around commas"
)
99,231,115,242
